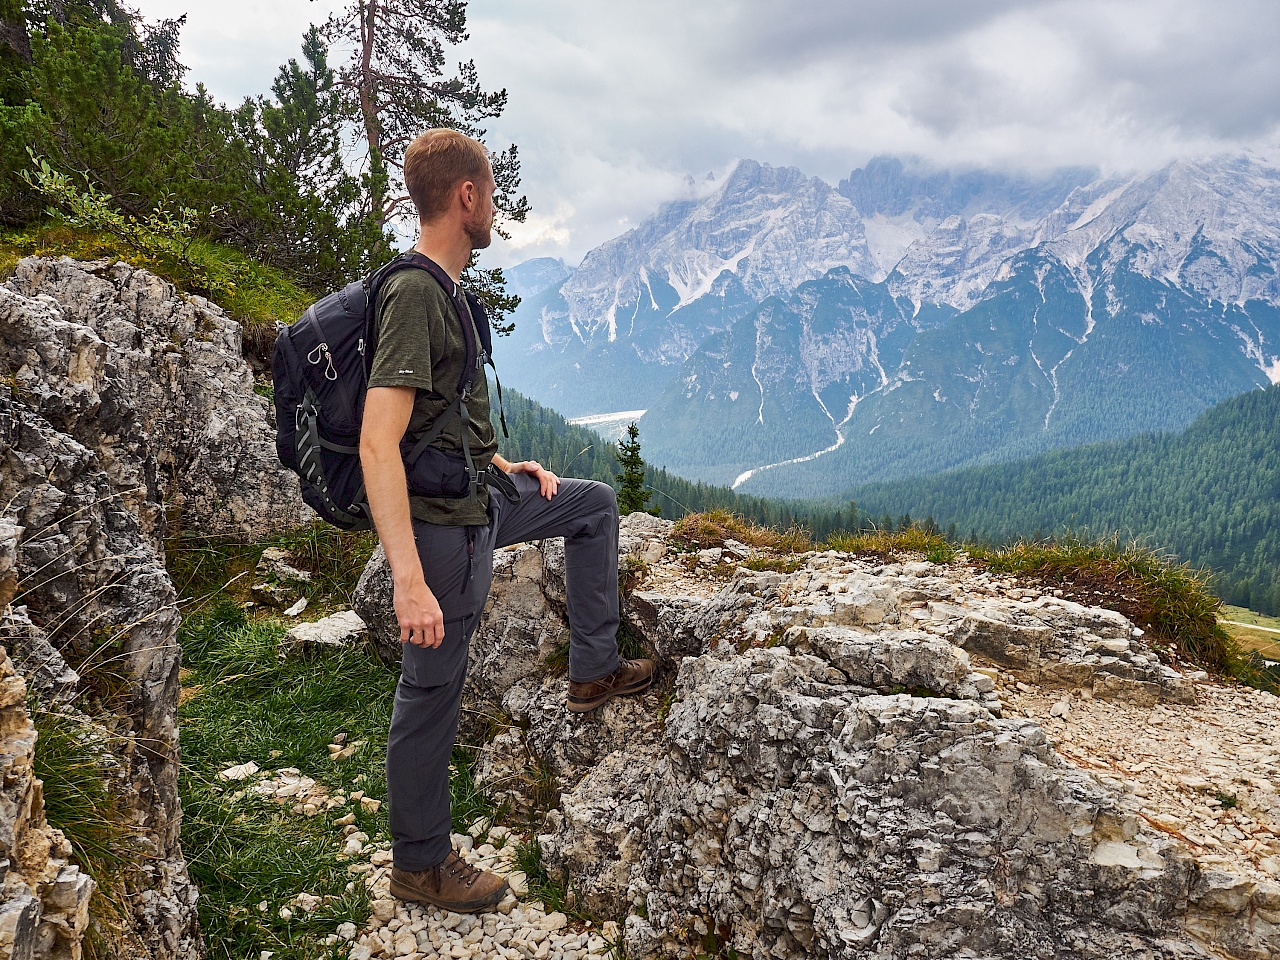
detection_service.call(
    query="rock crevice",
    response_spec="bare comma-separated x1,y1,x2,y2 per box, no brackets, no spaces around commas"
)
0,257,308,959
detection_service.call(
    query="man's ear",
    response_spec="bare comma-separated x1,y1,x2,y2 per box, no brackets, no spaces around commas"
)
459,179,478,212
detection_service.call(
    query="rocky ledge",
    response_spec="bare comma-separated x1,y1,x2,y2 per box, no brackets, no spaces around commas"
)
354,513,1279,960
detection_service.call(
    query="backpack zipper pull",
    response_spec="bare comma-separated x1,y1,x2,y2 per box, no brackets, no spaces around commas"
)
308,343,338,381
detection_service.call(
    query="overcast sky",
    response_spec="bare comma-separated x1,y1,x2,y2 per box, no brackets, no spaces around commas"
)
141,0,1280,267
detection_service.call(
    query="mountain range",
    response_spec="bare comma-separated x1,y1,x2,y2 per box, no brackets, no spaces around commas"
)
500,154,1280,497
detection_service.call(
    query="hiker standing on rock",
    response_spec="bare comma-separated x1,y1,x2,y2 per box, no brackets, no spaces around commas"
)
360,129,655,914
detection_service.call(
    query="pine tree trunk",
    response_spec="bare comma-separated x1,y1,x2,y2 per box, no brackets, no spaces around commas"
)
356,0,388,221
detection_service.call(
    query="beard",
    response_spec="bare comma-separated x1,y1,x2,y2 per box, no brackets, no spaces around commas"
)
464,213,493,250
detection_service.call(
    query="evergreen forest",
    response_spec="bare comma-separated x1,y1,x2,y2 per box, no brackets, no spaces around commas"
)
0,0,525,317
843,384,1280,615
498,382,1280,618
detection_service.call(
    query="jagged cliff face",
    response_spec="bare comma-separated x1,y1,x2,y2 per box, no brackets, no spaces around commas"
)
355,513,1280,960
0,257,307,959
498,154,1280,496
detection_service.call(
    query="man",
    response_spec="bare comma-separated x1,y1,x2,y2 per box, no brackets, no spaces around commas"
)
360,129,655,914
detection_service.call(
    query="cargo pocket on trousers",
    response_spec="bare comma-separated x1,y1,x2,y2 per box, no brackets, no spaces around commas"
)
400,615,470,689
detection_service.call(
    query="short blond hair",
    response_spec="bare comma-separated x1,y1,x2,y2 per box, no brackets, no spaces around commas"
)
403,129,491,222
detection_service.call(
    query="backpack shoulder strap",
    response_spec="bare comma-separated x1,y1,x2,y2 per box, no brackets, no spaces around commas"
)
361,253,425,379
401,252,479,397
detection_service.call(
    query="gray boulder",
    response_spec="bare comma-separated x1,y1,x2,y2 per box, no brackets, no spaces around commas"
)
453,522,1275,960
282,610,367,656
2,256,305,537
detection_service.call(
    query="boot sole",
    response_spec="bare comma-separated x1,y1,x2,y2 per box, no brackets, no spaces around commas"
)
389,877,508,914
566,673,654,713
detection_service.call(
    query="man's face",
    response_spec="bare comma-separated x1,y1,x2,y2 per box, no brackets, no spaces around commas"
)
464,170,496,251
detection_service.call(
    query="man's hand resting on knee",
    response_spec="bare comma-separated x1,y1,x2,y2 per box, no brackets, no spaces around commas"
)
493,455,560,500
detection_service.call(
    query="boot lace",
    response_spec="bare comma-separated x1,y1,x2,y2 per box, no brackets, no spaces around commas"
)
441,851,482,888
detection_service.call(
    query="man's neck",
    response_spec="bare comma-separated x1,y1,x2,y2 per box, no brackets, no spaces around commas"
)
414,223,471,283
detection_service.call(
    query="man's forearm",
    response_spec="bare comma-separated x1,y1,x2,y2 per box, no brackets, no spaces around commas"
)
361,444,423,587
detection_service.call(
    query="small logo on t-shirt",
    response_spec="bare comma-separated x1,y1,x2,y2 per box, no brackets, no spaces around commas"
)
398,369,414,375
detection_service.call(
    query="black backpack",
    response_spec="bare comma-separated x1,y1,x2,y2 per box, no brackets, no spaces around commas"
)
271,251,510,531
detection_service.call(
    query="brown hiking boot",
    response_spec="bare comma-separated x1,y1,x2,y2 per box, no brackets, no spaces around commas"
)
567,657,655,713
389,850,508,913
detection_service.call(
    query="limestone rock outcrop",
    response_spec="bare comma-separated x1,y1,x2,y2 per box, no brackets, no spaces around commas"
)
0,384,199,958
0,647,94,960
0,256,309,958
1,256,305,537
352,514,1280,959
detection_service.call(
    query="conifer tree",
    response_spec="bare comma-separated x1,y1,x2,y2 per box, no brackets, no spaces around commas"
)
321,1,528,226
615,422,659,517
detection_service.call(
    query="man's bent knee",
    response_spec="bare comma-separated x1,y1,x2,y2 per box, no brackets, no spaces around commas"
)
584,479,618,516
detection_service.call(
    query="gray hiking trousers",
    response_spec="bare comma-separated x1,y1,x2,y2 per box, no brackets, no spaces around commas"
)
386,472,620,870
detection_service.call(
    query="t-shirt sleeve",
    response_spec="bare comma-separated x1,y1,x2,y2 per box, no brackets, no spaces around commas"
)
368,276,436,392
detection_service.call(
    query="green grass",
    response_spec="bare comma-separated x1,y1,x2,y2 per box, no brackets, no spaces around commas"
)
513,836,599,925
178,601,500,958
0,223,312,339
1220,604,1280,664
1221,605,1280,631
970,533,1261,685
671,510,811,553
31,707,135,954
165,521,378,613
824,526,956,563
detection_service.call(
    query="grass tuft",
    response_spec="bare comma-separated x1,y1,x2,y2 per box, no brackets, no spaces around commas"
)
672,510,810,553
513,836,595,924
825,527,956,563
743,556,804,574
31,708,137,957
970,533,1259,684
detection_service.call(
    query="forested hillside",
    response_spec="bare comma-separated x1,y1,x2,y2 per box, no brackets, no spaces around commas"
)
494,385,850,528
845,384,1280,614
0,0,524,318
503,378,1280,616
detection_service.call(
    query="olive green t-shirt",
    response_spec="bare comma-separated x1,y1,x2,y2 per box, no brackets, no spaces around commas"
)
368,269,496,525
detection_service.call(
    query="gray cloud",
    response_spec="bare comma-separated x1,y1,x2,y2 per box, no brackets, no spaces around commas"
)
141,0,1280,267
715,0,1060,65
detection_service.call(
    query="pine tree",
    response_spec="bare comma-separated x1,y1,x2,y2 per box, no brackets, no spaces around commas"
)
320,0,529,328
615,422,658,517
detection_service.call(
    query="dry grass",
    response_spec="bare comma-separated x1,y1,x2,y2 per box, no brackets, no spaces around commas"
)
671,510,811,553
824,527,956,564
